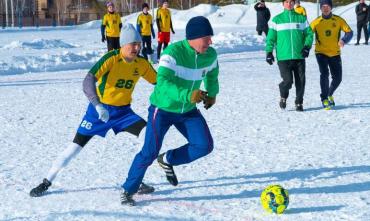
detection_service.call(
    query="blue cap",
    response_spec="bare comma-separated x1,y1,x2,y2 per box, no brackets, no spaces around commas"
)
186,16,214,40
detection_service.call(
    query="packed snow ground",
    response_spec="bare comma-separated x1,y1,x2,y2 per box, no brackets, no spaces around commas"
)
1,2,370,221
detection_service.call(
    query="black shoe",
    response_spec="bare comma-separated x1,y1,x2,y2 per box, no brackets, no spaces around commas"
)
365,42,369,45
120,191,135,206
295,103,304,112
157,153,178,186
30,178,52,197
355,42,360,45
279,98,287,109
137,182,155,195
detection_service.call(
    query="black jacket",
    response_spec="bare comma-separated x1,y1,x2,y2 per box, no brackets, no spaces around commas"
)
355,3,369,23
254,3,271,30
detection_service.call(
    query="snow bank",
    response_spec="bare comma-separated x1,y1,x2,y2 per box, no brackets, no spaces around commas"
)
0,50,104,75
2,39,78,50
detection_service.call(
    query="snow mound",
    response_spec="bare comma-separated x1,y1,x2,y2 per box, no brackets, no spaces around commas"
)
213,32,265,54
2,39,78,50
0,50,104,75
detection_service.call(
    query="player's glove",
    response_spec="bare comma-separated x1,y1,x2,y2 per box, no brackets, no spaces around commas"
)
203,96,216,110
301,46,310,58
266,52,274,65
95,103,109,123
190,90,207,104
101,35,106,43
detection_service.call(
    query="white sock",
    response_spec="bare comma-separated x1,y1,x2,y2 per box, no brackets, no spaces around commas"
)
46,143,82,182
162,153,169,164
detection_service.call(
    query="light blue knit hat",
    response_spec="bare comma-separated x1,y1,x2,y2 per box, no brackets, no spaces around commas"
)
120,24,142,46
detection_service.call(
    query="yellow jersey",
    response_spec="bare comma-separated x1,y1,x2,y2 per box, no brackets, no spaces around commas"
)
156,7,172,32
295,6,307,17
137,13,153,36
102,12,122,37
89,50,157,106
310,15,352,57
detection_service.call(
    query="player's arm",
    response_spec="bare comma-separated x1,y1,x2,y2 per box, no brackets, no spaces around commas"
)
141,62,157,85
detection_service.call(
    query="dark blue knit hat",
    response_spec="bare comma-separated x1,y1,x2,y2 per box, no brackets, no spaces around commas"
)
320,0,333,8
186,16,214,40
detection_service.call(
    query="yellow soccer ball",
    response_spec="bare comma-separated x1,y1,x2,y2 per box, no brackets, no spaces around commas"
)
260,184,289,214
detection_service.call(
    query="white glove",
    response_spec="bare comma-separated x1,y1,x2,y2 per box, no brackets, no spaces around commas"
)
95,103,109,123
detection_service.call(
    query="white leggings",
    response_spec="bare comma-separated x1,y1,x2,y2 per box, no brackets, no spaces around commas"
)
46,143,82,182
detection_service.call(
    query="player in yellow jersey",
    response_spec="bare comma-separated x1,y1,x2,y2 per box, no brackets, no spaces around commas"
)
310,0,353,110
101,1,122,51
294,0,307,17
156,0,175,60
137,3,156,60
29,24,157,198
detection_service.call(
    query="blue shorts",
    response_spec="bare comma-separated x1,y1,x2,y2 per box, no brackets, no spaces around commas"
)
77,103,144,137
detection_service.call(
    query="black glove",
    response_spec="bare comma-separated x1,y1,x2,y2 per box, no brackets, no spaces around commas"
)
301,46,310,58
171,30,175,34
266,52,274,65
203,96,216,110
101,35,106,43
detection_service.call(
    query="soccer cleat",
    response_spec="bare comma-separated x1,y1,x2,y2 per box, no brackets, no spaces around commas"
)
30,178,52,197
279,98,287,109
137,182,155,195
295,104,304,112
120,191,135,206
322,99,331,110
157,153,178,186
328,96,335,107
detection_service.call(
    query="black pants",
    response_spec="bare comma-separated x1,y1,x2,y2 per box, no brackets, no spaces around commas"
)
316,54,342,101
141,36,153,60
257,27,268,36
277,59,306,104
107,37,120,51
356,22,369,43
157,42,168,60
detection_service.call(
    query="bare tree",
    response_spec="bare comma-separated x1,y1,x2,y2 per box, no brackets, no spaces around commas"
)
77,0,82,24
55,0,68,25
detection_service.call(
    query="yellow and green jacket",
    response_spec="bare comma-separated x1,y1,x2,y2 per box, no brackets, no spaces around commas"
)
310,14,353,57
102,12,122,37
137,12,154,37
89,49,157,106
294,5,307,17
156,7,172,32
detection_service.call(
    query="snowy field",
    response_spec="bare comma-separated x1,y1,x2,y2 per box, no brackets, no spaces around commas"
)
1,2,370,221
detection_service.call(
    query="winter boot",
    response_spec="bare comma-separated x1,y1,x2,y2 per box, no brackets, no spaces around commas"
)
137,182,155,195
322,99,331,110
120,191,135,206
30,178,52,197
157,153,178,186
328,96,335,107
279,98,287,109
295,103,304,112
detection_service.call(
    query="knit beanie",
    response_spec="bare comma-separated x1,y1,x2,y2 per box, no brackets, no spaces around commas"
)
142,3,149,10
320,0,333,8
186,16,214,40
120,24,142,46
106,1,114,7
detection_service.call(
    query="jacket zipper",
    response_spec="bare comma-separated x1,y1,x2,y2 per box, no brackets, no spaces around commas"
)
181,51,197,113
289,11,294,58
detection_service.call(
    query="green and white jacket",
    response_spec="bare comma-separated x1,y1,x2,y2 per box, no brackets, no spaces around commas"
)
266,9,313,61
150,40,219,113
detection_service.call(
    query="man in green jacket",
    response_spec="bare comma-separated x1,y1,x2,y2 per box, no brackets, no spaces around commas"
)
120,16,219,206
266,0,313,111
